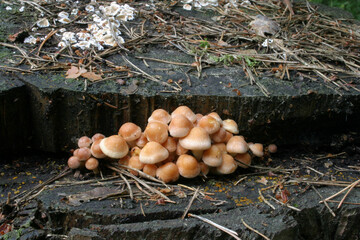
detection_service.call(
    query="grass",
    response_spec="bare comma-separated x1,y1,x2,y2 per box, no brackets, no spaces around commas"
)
309,0,360,19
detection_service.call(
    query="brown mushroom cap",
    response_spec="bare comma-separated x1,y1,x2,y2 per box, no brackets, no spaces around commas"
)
179,127,211,151
78,136,92,148
222,119,239,134
85,157,99,171
234,153,252,168
215,153,238,174
119,122,142,142
162,136,178,153
128,155,145,176
249,143,264,157
168,115,193,138
267,144,277,154
148,109,171,124
226,136,249,154
171,106,197,123
99,135,129,159
210,127,227,143
91,133,105,143
176,141,189,156
139,141,169,164
156,162,180,183
176,154,201,178
207,112,223,125
143,164,158,178
135,132,148,148
144,121,168,144
68,156,82,169
199,162,210,176
198,115,221,134
91,139,106,159
74,147,92,161
202,145,223,167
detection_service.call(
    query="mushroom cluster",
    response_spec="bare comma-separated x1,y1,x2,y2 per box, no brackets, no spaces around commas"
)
68,106,277,183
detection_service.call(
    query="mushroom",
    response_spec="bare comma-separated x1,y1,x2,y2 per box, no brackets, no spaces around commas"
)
73,147,92,161
176,141,189,156
90,139,106,159
78,136,92,148
249,143,264,157
130,146,141,156
144,121,168,144
199,162,210,176
234,153,252,168
207,112,223,125
267,144,277,154
148,109,171,124
179,127,211,151
135,132,148,148
222,119,239,134
226,136,248,155
202,144,223,167
162,136,178,153
210,127,227,143
99,135,129,159
171,106,197,123
118,122,142,142
156,162,180,183
85,157,99,174
91,133,105,142
215,153,237,175
128,155,145,176
139,141,169,164
168,115,193,138
198,115,221,134
142,164,158,178
118,155,130,168
176,154,201,178
67,156,82,169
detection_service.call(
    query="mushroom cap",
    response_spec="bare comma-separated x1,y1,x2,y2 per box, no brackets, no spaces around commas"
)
210,127,227,143
130,146,142,156
226,136,249,154
176,141,189,155
78,136,92,148
91,133,105,143
222,119,239,134
144,121,168,144
198,115,221,134
234,153,252,168
90,139,106,159
176,154,201,178
171,106,197,123
148,109,171,124
249,143,264,157
199,162,210,176
135,132,148,148
68,156,82,169
215,153,238,174
162,136,178,153
118,155,130,167
156,162,180,183
85,157,99,171
128,155,145,176
168,115,193,138
213,143,227,153
179,127,211,151
202,145,223,167
267,144,277,154
143,164,158,178
99,135,129,159
207,112,223,125
139,141,169,164
119,122,142,142
74,147,92,161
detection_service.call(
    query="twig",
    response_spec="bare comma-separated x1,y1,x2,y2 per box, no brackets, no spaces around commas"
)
258,189,276,210
135,56,193,66
234,177,247,186
267,195,301,212
241,219,270,240
37,29,58,56
337,178,360,209
119,173,133,200
188,213,241,240
0,65,32,73
319,179,360,203
182,187,199,220
311,186,335,217
324,200,360,206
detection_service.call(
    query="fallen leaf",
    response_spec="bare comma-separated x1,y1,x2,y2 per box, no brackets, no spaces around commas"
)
81,71,102,81
66,66,87,79
256,176,268,185
249,15,280,37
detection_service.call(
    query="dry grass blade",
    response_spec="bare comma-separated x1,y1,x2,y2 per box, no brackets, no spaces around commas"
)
241,219,270,240
311,186,336,217
181,187,199,220
337,178,360,209
188,213,241,240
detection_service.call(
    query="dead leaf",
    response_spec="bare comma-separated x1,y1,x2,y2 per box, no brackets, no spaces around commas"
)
256,176,268,185
81,71,102,81
249,15,280,37
66,66,87,79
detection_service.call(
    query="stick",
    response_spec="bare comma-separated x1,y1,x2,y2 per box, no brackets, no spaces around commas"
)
337,179,360,209
241,219,270,240
267,195,301,212
188,213,241,240
181,187,199,220
119,173,133,200
258,189,276,210
311,186,335,217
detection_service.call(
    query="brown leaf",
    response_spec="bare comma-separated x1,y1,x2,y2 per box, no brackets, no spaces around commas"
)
256,176,268,185
249,15,280,37
81,71,102,81
66,66,87,79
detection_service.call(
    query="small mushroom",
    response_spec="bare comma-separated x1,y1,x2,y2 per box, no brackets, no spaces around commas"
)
78,136,92,148
135,132,148,148
202,145,223,167
249,143,264,157
198,115,220,134
222,119,239,134
90,139,106,159
85,157,99,174
267,144,277,154
156,162,180,183
128,155,145,176
179,127,211,151
91,133,105,142
139,141,169,164
176,154,201,178
210,127,227,143
143,164,158,178
68,156,82,169
73,147,92,161
171,106,197,123
148,109,171,124
215,153,237,175
226,136,248,155
234,153,252,168
168,115,193,138
144,121,168,144
118,122,142,142
162,137,178,153
99,135,129,159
